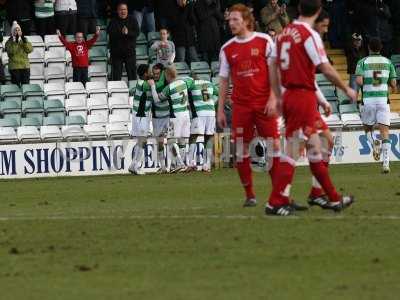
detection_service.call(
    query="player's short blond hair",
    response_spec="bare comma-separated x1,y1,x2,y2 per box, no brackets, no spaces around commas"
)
165,65,177,81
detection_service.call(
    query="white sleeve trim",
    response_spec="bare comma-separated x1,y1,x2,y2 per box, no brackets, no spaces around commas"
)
219,49,230,78
304,32,329,66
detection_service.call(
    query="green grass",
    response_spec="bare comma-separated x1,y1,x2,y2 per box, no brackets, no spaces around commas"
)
1,163,400,300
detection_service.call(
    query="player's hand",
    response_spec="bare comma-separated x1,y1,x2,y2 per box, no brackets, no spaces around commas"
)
56,29,61,37
264,98,278,117
217,108,227,129
345,86,357,102
95,26,100,35
147,79,155,86
322,102,332,117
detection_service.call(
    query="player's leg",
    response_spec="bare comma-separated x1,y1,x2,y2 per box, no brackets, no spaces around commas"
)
153,118,169,173
129,136,147,175
306,133,354,210
232,103,256,206
309,128,334,202
177,113,191,171
203,116,216,172
377,103,391,173
361,104,380,161
188,134,199,169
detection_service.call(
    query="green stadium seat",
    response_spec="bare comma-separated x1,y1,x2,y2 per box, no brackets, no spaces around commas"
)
136,32,147,45
1,84,22,101
96,18,108,30
339,103,358,114
391,54,400,65
191,61,211,75
22,84,44,99
337,89,352,104
3,114,21,126
89,47,108,62
316,73,331,86
148,47,156,62
22,98,44,114
43,115,65,126
45,99,65,113
136,45,148,60
328,101,339,114
66,115,86,125
88,30,107,45
21,116,42,127
197,74,211,81
1,99,22,114
147,31,160,44
174,62,190,75
0,117,20,128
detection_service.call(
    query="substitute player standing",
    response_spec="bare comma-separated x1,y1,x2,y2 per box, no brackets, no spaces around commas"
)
356,37,397,173
217,4,282,207
267,0,357,215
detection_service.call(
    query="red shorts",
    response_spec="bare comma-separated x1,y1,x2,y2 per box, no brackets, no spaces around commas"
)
315,113,329,132
231,102,280,143
282,89,320,138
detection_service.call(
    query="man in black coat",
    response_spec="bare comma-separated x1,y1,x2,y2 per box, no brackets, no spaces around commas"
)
107,2,139,80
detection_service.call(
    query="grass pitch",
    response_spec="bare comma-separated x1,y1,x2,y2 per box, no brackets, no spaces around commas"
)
1,163,400,299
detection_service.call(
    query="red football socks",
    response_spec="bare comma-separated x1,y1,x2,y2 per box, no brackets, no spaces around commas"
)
309,161,340,202
236,156,255,199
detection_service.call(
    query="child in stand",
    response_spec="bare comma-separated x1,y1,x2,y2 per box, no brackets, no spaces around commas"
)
150,27,175,66
57,26,100,86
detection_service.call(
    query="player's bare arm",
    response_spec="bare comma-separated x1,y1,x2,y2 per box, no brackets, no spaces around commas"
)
217,76,229,128
319,62,357,102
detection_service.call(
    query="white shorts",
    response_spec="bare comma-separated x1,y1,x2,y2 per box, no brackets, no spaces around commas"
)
168,113,190,138
153,117,169,137
190,116,216,135
360,103,391,126
131,116,150,137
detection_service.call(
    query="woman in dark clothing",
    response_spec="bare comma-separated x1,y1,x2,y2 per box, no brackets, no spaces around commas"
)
194,0,223,63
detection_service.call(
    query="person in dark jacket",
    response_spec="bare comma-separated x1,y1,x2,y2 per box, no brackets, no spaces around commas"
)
131,0,155,34
76,0,98,36
5,0,34,35
345,33,367,91
194,0,223,63
107,2,139,81
170,0,199,63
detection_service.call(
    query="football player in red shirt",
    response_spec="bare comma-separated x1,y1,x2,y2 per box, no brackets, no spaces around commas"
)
217,4,281,207
266,0,357,216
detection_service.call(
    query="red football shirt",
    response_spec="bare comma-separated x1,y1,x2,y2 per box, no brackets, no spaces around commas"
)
219,32,276,106
276,20,328,91
59,34,98,68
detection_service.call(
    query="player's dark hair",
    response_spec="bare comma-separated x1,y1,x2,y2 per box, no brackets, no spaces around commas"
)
159,27,169,33
137,64,149,79
369,37,383,53
316,9,329,24
153,63,164,72
299,0,322,17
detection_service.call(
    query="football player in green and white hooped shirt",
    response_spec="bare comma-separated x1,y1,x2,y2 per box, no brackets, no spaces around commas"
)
356,37,397,173
186,73,219,172
128,64,154,175
150,65,191,172
151,63,169,173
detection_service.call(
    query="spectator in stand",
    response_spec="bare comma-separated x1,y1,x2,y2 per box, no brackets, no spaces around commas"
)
345,33,366,91
5,21,33,86
131,0,155,34
150,28,175,66
389,0,400,54
54,0,77,35
260,0,289,34
153,0,176,29
194,0,223,64
360,0,392,58
57,26,99,86
107,3,139,81
76,0,98,36
171,0,199,63
5,0,34,36
34,0,56,38
0,31,5,85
